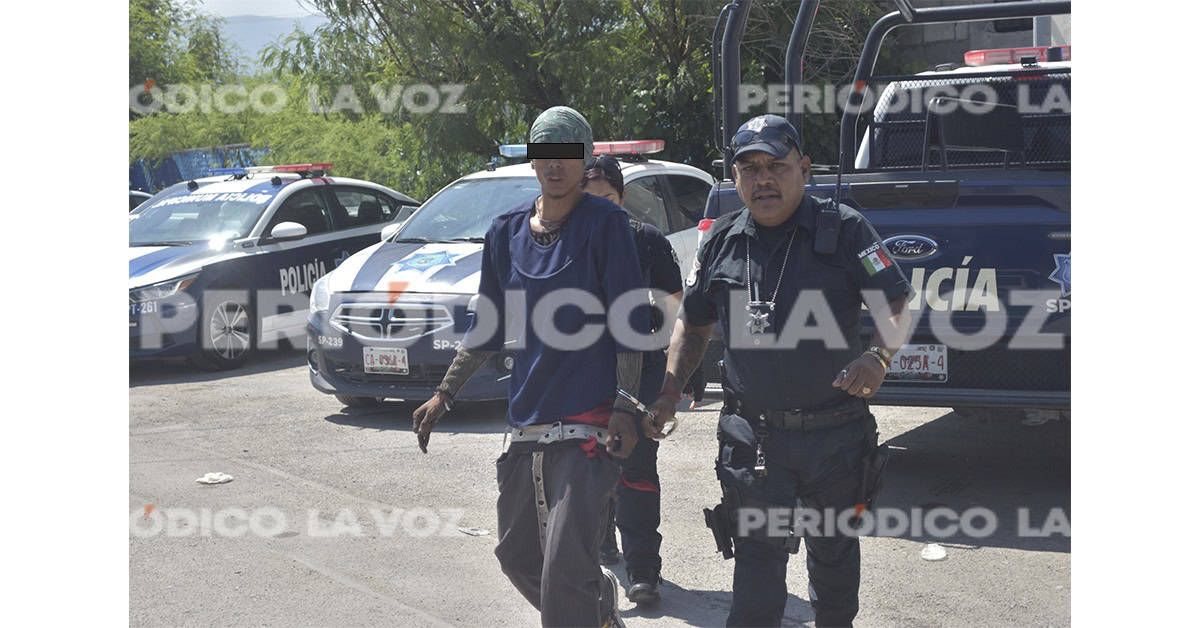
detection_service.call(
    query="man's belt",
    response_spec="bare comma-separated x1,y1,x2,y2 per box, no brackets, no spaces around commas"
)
730,396,867,432
508,421,609,444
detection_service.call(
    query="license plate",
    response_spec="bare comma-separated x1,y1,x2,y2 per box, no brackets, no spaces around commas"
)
885,344,947,383
129,301,157,316
363,347,409,374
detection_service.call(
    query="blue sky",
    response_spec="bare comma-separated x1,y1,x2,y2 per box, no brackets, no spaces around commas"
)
200,0,321,18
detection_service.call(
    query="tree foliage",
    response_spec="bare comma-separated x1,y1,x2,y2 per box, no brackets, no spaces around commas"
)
131,0,890,193
129,0,241,88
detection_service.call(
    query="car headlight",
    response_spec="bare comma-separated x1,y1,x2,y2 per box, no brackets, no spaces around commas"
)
129,273,198,302
310,274,331,313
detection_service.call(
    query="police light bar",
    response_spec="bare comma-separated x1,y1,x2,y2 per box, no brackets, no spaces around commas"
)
593,140,665,155
208,167,247,176
498,144,526,158
964,45,1070,67
242,163,333,174
498,141,666,159
272,163,332,172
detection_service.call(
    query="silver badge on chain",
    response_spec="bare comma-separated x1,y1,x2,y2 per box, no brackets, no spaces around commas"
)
745,224,799,336
746,300,774,334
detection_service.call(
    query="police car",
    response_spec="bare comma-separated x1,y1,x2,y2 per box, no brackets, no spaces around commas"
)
130,163,420,370
307,141,714,407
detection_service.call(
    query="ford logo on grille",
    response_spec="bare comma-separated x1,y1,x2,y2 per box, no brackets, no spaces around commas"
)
883,235,938,260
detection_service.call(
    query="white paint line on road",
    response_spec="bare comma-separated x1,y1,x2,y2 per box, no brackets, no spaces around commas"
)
273,549,456,627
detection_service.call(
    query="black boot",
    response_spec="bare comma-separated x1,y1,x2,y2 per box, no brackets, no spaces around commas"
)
626,568,661,605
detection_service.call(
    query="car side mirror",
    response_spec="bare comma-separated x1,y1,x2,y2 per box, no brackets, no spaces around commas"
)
380,222,402,242
269,221,307,242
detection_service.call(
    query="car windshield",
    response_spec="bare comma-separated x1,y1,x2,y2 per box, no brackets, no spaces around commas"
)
397,176,540,241
130,186,277,245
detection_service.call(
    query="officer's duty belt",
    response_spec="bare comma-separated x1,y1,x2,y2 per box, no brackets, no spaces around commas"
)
730,396,867,432
508,421,609,444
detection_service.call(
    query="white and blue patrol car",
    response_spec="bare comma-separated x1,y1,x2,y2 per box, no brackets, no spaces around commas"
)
306,141,714,407
129,163,420,370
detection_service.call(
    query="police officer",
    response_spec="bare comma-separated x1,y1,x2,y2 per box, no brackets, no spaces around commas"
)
645,115,913,627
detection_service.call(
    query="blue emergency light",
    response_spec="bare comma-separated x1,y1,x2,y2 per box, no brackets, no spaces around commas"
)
207,167,248,176
498,144,527,158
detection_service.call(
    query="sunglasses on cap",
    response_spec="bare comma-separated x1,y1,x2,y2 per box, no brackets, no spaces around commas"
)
728,126,799,154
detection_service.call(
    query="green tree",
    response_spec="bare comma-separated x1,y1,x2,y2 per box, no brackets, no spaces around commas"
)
129,0,241,114
133,0,896,194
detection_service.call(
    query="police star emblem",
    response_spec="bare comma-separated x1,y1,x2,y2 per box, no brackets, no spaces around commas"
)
1048,253,1070,296
391,250,455,273
746,300,774,334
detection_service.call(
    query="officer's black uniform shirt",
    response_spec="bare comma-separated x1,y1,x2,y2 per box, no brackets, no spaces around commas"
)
682,194,911,410
630,218,684,337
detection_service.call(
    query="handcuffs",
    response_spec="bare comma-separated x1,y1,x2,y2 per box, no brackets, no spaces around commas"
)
616,388,678,439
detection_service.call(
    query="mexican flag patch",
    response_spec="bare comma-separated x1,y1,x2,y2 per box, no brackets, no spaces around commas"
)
858,245,892,276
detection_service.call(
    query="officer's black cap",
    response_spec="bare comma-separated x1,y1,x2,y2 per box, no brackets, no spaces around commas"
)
729,114,803,161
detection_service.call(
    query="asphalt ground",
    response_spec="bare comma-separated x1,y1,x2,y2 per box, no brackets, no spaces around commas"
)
130,348,1070,627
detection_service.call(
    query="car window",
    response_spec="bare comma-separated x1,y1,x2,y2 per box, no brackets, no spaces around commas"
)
129,193,148,211
329,187,395,230
623,176,670,233
665,174,711,231
130,185,276,245
399,177,542,241
375,193,416,224
267,189,331,238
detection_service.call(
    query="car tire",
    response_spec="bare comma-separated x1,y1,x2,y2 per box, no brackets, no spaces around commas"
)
335,395,384,408
189,297,256,371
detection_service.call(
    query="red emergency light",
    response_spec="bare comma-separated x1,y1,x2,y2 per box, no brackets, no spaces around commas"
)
592,140,665,155
271,163,333,172
964,45,1070,67
244,163,333,176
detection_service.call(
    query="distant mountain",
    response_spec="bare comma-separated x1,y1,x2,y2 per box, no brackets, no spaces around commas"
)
219,14,328,71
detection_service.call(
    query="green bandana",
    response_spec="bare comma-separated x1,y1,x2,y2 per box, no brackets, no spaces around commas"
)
529,106,595,167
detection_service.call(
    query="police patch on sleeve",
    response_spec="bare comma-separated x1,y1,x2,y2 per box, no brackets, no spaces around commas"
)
685,257,701,287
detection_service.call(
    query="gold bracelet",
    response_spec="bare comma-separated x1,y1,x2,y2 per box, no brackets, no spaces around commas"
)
863,351,889,370
868,345,893,363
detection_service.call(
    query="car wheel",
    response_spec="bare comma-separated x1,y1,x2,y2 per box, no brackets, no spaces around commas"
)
189,298,255,370
335,395,383,408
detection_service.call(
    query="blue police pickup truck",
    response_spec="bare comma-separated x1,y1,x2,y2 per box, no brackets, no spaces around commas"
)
704,0,1070,411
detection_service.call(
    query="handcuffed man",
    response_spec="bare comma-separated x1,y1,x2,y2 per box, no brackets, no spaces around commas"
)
411,106,649,628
